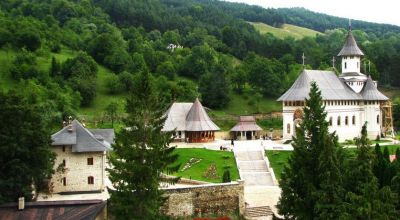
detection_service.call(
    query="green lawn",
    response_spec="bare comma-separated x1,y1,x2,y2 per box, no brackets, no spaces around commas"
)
171,148,239,183
265,150,292,181
267,144,400,181
249,22,322,40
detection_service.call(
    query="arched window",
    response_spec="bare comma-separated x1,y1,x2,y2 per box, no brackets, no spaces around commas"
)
329,117,333,126
352,116,356,125
377,115,380,124
337,116,341,126
345,116,349,125
287,123,291,134
88,176,94,185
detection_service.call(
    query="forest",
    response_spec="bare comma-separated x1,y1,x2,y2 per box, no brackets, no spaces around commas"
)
0,0,399,130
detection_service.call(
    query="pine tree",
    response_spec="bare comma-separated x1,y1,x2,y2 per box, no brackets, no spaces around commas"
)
108,71,179,219
344,124,397,219
0,91,55,203
277,82,345,219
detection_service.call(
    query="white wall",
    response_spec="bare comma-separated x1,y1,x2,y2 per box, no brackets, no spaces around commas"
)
282,101,383,142
51,146,106,193
342,56,361,73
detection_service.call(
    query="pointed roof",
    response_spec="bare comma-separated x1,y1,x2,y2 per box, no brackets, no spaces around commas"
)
185,98,220,131
361,75,389,100
51,120,113,152
337,30,364,56
278,69,362,101
231,116,262,132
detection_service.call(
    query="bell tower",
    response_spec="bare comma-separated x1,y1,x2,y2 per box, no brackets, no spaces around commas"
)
337,22,367,93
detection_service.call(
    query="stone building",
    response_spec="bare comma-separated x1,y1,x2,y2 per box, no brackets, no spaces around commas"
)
278,28,393,141
50,119,114,193
230,116,263,140
163,98,220,143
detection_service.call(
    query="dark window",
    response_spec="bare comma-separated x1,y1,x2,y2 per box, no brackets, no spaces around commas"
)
329,117,333,126
352,116,356,125
62,177,66,186
87,157,93,165
345,116,349,126
62,145,65,152
337,117,341,126
88,176,94,184
345,62,347,69
377,115,380,124
287,123,291,134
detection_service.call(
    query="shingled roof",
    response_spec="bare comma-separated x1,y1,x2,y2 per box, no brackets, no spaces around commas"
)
361,75,389,100
231,116,262,132
162,98,220,132
0,200,106,220
337,30,364,56
51,120,113,152
277,69,362,101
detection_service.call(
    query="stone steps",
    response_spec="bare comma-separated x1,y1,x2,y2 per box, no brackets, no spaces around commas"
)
235,151,264,161
238,161,268,171
245,206,274,218
240,172,274,186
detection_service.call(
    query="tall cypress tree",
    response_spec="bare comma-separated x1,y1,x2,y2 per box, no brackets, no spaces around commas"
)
278,82,345,219
108,71,179,219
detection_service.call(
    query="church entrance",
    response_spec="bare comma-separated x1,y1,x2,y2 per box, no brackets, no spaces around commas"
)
246,131,252,140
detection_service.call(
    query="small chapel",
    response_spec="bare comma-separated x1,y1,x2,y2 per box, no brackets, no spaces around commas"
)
163,98,220,143
278,27,394,142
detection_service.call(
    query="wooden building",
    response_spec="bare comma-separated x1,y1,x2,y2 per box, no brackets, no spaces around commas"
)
163,98,220,143
230,116,262,140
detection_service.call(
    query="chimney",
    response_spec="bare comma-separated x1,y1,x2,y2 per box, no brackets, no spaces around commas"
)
18,197,24,210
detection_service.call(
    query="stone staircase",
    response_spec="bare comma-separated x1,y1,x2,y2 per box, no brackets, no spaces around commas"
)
245,206,274,219
234,150,275,186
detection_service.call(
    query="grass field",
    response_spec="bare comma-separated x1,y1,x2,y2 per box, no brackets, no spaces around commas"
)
171,148,239,183
249,22,322,40
210,92,281,117
265,150,292,181
267,144,400,181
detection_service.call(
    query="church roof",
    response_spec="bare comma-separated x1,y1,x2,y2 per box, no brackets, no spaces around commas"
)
337,31,364,56
277,69,363,101
162,98,220,132
231,116,262,132
185,98,220,131
51,120,113,152
338,72,367,78
361,75,389,100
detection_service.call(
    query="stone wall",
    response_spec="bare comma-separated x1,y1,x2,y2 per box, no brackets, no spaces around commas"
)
51,145,106,193
161,181,244,217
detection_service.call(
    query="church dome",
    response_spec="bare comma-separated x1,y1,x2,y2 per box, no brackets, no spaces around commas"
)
337,31,364,56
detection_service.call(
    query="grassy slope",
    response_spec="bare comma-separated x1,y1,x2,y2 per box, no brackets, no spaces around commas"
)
1,48,282,131
171,148,239,183
249,22,322,40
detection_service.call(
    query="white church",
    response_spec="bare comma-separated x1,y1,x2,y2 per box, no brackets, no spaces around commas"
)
278,28,393,141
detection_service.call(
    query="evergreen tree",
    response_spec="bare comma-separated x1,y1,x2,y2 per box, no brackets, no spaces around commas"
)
50,57,61,77
222,170,231,183
0,91,55,203
277,82,345,219
343,124,397,219
108,71,179,219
